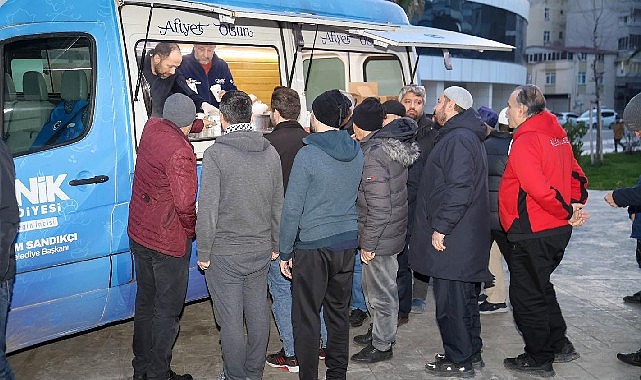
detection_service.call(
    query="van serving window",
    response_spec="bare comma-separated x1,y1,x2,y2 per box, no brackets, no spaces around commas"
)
2,35,94,155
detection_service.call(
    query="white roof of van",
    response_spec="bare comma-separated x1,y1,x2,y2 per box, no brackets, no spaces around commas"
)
120,0,514,52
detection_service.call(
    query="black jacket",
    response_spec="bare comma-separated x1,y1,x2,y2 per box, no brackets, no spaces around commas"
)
265,120,308,192
142,56,204,118
357,118,419,256
407,114,439,238
484,130,512,232
409,108,491,282
0,140,19,281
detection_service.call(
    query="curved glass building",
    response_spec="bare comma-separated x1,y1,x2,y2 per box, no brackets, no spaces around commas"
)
410,0,529,112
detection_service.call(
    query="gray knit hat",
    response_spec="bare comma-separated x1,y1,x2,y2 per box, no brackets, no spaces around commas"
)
163,93,196,127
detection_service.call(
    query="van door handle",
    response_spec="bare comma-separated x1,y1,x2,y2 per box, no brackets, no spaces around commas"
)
69,175,110,186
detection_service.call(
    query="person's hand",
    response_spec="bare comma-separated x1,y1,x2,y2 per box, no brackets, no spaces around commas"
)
201,102,219,116
197,260,210,271
432,231,445,251
271,251,279,260
280,258,293,279
568,203,590,226
604,192,618,207
361,250,375,264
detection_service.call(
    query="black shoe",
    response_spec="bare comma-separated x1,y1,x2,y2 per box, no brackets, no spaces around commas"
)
353,323,372,346
477,294,487,304
397,315,409,327
426,359,475,378
349,309,368,327
554,341,580,363
504,353,555,377
435,352,484,369
168,370,193,380
623,291,641,303
478,301,508,314
350,344,392,363
617,348,641,366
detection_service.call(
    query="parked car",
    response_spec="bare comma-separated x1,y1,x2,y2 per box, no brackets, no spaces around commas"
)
554,112,579,125
576,108,618,128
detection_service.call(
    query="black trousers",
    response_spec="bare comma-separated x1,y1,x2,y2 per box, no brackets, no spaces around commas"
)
291,247,355,380
396,244,412,317
432,278,482,364
131,238,190,380
508,231,572,365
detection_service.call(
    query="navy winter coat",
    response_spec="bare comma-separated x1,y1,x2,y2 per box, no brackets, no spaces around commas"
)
409,108,492,282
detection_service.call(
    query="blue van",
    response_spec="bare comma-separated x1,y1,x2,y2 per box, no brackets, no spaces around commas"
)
0,0,510,352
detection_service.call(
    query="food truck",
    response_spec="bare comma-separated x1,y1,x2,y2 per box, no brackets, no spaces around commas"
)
0,0,511,351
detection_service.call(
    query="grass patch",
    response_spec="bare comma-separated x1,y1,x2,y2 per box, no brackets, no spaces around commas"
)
579,151,641,190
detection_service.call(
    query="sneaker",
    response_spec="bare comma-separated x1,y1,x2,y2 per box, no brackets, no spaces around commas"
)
350,344,393,363
168,370,193,380
554,341,580,363
319,347,326,360
504,353,555,377
266,348,299,373
426,359,475,378
623,291,641,303
477,294,487,304
435,352,484,369
617,348,641,367
411,298,426,313
349,308,368,327
353,324,372,346
478,301,508,314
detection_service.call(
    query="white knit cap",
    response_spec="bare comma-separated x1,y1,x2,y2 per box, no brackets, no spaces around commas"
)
443,86,473,110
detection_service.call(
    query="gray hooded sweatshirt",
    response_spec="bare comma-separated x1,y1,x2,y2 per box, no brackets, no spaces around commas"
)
196,130,283,260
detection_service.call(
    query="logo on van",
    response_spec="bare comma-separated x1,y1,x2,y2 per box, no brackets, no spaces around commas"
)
15,175,69,206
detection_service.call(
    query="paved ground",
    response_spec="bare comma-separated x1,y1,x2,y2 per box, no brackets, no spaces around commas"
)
8,190,641,379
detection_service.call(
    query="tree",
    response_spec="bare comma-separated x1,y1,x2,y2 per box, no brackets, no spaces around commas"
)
394,0,424,20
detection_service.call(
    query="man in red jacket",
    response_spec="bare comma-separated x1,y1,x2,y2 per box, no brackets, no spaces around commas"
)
499,85,588,378
128,93,198,380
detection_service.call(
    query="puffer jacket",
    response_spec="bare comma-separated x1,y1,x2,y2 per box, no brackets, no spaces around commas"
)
357,117,419,256
128,117,197,257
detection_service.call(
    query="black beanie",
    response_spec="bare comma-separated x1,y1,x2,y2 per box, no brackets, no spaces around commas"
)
353,97,385,131
382,100,406,117
312,90,351,129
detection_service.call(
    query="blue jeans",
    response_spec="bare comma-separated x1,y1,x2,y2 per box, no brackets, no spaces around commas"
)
0,279,14,380
131,239,190,380
351,250,368,312
268,259,327,357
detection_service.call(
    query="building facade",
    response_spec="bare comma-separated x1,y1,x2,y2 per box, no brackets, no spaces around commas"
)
410,0,529,111
526,0,641,115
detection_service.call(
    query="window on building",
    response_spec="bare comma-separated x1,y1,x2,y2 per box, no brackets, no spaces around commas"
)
545,72,556,85
559,31,563,40
577,72,586,85
544,31,550,44
2,34,94,155
545,8,550,21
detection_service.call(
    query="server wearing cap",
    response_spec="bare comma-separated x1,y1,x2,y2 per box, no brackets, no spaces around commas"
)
500,84,588,377
278,89,364,380
128,93,199,380
410,86,491,377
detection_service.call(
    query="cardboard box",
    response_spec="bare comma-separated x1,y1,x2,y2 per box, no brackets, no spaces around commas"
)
349,82,378,105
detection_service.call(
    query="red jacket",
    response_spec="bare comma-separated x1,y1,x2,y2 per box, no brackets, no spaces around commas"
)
128,117,197,257
498,111,588,239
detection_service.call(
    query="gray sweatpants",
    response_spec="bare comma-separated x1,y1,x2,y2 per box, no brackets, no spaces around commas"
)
362,253,399,351
206,251,271,380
